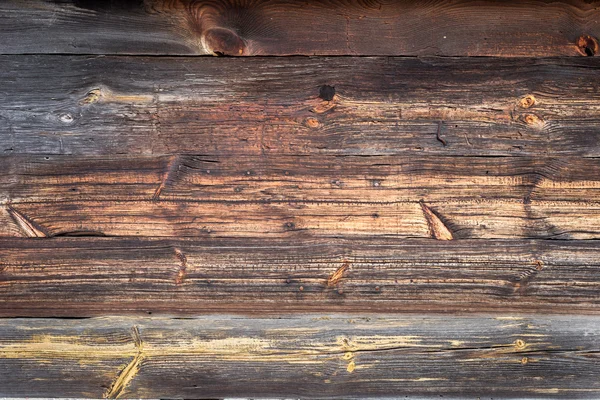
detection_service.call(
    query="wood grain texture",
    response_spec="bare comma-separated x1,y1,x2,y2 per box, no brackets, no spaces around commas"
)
6,155,600,203
2,56,600,156
6,199,595,239
1,315,600,398
1,0,600,56
1,237,600,316
4,3,600,397
4,155,600,239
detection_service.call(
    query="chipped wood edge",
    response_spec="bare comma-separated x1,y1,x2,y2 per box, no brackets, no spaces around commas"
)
420,202,453,240
5,204,48,238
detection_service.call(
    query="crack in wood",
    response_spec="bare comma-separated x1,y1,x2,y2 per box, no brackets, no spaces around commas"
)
5,204,48,238
174,248,188,285
104,326,144,399
327,261,349,288
153,155,181,200
436,121,447,146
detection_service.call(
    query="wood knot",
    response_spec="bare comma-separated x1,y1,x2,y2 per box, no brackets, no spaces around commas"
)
202,27,246,56
309,85,339,114
518,94,536,109
305,117,320,128
346,360,356,373
59,113,74,124
514,339,527,350
521,114,544,128
80,88,102,105
577,35,598,56
319,85,336,101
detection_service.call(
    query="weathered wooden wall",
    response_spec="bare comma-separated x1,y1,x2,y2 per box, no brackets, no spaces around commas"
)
1,0,600,398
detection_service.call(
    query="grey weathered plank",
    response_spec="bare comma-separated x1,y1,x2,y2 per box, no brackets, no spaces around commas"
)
1,0,600,56
1,315,599,398
1,237,600,316
1,56,600,156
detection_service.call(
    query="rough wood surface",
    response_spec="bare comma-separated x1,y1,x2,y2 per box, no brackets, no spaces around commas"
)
2,56,600,156
1,315,599,398
4,2,600,397
1,0,600,56
3,154,600,239
5,155,600,203
7,198,600,239
1,237,600,316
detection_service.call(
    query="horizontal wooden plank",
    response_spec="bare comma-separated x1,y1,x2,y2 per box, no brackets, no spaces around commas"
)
2,56,600,156
1,237,600,316
4,155,600,203
2,0,600,56
3,198,600,239
3,154,600,239
1,315,600,398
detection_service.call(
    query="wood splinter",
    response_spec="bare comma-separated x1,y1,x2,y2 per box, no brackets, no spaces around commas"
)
420,202,453,241
5,204,48,238
327,262,350,287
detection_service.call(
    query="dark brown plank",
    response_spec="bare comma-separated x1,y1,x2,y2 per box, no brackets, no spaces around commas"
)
1,237,600,316
2,56,600,156
1,0,600,56
1,315,600,398
3,154,600,239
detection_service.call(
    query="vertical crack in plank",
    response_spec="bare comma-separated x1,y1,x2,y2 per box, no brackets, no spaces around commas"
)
420,202,453,240
104,326,144,399
436,121,447,146
152,155,181,200
5,204,48,237
174,248,188,285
